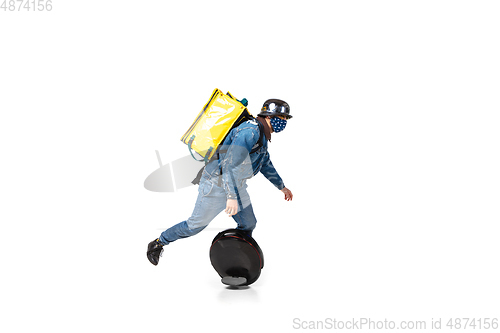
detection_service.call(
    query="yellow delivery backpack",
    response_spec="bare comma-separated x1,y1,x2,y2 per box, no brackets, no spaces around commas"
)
181,88,253,163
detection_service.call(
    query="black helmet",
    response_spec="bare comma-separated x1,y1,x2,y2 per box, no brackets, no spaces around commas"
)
258,99,292,119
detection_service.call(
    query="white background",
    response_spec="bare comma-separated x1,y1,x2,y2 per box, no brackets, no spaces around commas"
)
1,1,499,332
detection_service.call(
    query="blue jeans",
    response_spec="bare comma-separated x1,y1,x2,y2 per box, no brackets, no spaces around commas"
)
159,175,257,245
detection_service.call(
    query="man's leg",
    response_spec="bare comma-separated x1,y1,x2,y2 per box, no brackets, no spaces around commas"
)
148,179,225,265
231,185,257,236
159,179,226,245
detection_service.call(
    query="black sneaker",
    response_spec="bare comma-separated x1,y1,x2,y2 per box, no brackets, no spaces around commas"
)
147,238,164,265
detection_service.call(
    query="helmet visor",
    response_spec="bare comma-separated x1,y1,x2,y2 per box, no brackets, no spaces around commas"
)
261,101,291,118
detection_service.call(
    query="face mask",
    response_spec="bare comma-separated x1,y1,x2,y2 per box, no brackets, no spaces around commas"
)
270,117,287,133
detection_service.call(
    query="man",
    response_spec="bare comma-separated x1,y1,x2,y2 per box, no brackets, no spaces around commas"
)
147,99,293,265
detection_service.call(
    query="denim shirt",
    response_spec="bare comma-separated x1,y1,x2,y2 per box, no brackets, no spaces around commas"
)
202,119,285,199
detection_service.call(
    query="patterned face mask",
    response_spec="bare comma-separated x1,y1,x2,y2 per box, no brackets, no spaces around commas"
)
270,117,287,133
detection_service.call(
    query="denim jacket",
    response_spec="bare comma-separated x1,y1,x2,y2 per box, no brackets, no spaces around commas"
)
202,119,285,199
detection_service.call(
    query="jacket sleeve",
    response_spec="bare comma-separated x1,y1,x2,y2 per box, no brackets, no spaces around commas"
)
260,152,285,190
220,127,259,199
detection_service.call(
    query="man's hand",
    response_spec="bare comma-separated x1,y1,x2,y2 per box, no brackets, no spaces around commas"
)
281,187,293,201
225,199,238,216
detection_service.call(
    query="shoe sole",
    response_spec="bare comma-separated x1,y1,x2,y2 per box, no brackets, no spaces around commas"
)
147,255,159,265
